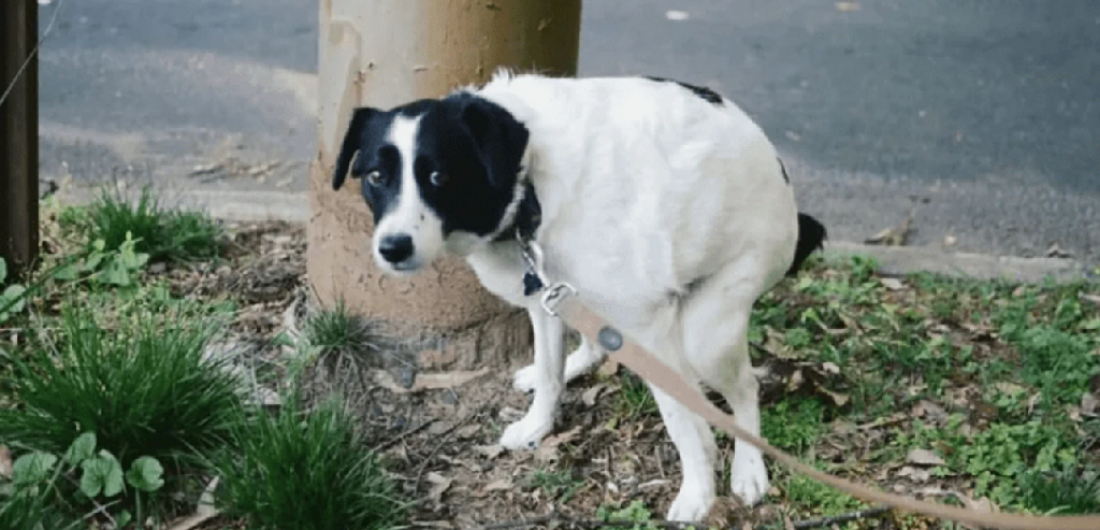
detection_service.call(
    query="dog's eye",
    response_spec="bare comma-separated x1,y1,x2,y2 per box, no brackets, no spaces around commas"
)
429,171,448,187
366,170,383,187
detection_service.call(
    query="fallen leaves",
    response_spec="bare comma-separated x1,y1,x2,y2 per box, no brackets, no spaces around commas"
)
582,383,610,406
906,448,946,467
535,426,583,462
426,472,453,507
957,494,1001,530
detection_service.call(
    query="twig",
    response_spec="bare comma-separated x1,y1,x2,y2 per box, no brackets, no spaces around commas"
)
371,418,437,453
412,411,480,488
789,506,892,529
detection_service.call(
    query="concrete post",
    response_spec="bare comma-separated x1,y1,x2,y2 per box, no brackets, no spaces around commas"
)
308,1,582,368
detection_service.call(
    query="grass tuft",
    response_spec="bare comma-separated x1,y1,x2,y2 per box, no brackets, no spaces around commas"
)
0,300,245,518
1019,467,1100,515
303,299,381,356
83,185,223,263
212,392,407,530
0,490,80,530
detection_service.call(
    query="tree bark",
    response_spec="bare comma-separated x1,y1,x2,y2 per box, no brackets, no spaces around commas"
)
0,0,40,278
308,0,582,369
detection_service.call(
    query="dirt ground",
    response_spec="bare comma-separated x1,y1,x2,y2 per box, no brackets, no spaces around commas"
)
166,221,945,530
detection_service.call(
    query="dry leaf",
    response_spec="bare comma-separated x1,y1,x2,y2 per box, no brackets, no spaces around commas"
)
815,384,850,407
897,466,932,483
473,444,504,459
582,383,608,406
1045,243,1073,259
865,216,913,246
0,445,12,479
907,448,946,467
880,277,905,291
1081,390,1100,417
835,2,861,12
535,426,582,461
456,424,481,439
482,478,512,493
1080,292,1100,308
784,515,796,530
822,362,841,375
426,472,453,505
598,358,621,376
165,477,220,530
959,494,1000,530
412,521,454,529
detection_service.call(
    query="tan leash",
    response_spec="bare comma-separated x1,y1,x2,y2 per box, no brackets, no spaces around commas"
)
534,282,1100,530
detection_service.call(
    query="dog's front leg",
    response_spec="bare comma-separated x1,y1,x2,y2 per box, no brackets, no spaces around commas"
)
499,305,565,450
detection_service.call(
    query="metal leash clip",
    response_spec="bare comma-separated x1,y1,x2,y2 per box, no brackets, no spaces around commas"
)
539,282,577,317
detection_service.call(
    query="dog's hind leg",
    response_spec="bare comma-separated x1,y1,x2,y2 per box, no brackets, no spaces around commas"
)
680,259,772,507
513,334,607,393
631,324,719,522
650,372,721,522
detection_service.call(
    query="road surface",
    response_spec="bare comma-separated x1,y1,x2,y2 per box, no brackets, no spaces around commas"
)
33,0,1100,264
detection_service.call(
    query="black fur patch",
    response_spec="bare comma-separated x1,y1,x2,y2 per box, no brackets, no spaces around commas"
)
331,93,530,238
645,76,724,106
786,213,827,277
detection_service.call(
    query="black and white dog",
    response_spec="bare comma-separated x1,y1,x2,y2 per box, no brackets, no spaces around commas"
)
331,70,826,522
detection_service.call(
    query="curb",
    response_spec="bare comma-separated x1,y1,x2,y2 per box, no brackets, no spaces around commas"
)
56,188,1094,284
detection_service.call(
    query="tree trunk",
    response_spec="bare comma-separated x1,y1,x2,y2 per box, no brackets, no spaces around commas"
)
308,0,582,370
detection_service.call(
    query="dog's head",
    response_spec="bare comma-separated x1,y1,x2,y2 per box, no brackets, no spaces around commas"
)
331,93,530,275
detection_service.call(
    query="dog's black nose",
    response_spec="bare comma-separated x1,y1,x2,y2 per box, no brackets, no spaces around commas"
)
378,234,414,264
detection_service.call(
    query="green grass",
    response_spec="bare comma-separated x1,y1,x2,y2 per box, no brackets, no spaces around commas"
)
612,371,659,421
70,185,224,263
744,254,1100,517
762,398,827,453
303,298,381,356
528,467,585,503
212,392,408,530
0,297,245,521
0,489,80,530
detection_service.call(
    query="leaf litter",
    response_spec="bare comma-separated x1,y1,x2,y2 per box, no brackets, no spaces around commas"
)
35,221,1094,530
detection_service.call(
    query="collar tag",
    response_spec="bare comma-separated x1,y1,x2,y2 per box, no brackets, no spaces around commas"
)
517,230,547,296
523,270,545,296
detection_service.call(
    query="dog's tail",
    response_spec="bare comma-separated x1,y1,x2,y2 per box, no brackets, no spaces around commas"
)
785,213,827,277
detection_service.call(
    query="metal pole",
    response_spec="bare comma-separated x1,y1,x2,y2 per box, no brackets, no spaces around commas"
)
0,0,40,278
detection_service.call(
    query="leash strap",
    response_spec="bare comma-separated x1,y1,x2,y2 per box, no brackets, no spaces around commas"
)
537,282,1100,530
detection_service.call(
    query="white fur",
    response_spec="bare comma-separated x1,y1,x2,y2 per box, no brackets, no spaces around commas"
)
385,71,802,522
469,72,798,521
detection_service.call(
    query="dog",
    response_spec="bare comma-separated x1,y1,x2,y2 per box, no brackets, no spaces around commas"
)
330,70,826,522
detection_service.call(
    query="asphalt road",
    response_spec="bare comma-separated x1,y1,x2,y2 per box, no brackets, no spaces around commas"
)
34,0,1100,264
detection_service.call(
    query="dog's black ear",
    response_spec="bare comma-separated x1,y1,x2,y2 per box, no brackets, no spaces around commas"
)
458,98,529,191
332,107,375,191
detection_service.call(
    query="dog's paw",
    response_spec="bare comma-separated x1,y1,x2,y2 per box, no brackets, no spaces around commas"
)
512,364,538,393
665,484,715,522
498,416,553,450
730,451,770,506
